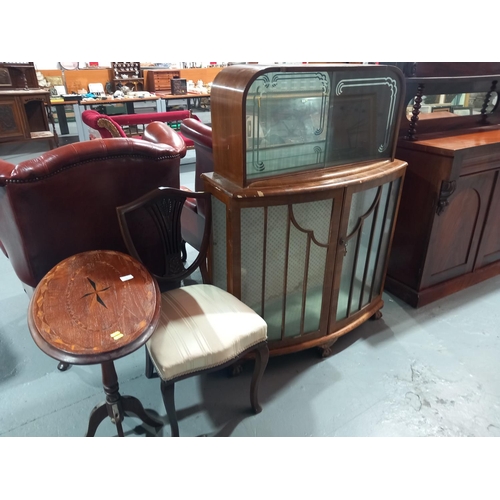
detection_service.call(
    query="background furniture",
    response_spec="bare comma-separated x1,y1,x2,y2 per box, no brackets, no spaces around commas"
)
111,62,143,91
0,62,38,89
82,109,200,147
385,62,500,307
0,62,57,148
49,99,78,136
146,69,181,93
27,250,163,437
117,187,269,437
80,111,204,258
39,66,223,95
201,64,407,357
74,95,162,141
157,92,211,111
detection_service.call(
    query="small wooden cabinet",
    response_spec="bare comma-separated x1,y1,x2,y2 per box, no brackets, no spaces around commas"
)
0,90,56,147
111,62,144,92
203,64,407,356
0,62,56,148
385,63,500,307
146,69,181,93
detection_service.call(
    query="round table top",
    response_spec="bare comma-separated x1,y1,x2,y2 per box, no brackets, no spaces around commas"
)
28,250,161,365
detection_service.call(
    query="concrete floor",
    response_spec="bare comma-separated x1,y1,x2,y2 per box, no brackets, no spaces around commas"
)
1,111,500,438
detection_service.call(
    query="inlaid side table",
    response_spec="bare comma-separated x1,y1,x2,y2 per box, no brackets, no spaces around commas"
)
27,250,163,437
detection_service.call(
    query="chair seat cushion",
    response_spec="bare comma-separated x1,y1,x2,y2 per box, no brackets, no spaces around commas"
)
148,284,267,381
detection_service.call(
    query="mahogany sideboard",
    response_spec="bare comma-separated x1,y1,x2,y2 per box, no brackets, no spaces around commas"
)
385,62,500,307
202,64,407,357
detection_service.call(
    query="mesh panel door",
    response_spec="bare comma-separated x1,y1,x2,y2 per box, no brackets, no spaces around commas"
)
239,198,334,341
336,176,402,321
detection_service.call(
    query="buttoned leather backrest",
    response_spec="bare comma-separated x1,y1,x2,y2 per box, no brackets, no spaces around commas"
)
0,137,182,288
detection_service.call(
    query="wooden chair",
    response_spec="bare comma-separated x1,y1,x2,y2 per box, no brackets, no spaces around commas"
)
116,187,269,437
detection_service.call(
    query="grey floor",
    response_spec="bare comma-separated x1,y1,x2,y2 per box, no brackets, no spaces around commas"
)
1,111,500,438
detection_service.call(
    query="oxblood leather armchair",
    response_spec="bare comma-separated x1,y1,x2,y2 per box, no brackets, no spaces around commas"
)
0,124,186,297
179,118,213,217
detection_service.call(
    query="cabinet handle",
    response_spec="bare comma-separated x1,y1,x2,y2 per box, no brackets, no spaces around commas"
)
339,238,348,256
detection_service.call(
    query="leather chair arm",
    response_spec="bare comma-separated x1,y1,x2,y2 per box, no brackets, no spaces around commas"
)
143,122,187,158
180,118,212,149
0,159,15,187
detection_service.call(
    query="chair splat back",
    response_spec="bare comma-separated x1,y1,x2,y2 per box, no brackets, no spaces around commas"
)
117,187,212,286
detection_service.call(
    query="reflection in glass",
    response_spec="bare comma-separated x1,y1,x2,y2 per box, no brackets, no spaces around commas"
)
406,92,498,118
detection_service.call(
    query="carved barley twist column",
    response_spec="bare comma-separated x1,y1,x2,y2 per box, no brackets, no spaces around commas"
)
480,80,498,123
406,83,425,140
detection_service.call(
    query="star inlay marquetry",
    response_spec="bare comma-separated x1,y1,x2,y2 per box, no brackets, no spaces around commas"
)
81,277,111,308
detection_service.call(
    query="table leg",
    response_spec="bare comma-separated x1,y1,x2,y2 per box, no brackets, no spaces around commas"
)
86,360,124,436
121,396,164,428
125,102,135,114
86,403,109,437
55,105,70,135
85,360,163,437
74,103,86,142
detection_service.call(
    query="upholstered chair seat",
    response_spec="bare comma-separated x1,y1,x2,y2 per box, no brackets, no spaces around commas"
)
149,285,268,382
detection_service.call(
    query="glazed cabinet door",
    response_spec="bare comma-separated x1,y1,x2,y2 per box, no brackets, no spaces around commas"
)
211,192,344,348
330,172,403,330
421,170,496,288
474,170,500,269
0,98,26,141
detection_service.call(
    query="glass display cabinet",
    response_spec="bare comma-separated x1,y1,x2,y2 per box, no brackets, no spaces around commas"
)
384,63,500,307
202,64,407,356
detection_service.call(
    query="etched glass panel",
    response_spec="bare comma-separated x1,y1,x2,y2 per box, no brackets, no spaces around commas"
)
245,67,401,180
246,71,330,180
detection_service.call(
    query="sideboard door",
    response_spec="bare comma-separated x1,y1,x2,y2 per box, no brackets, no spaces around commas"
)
331,173,403,329
474,171,500,269
421,170,496,288
0,98,26,141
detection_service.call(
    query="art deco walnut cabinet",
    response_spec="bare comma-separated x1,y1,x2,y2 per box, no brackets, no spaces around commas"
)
384,62,500,308
202,64,407,357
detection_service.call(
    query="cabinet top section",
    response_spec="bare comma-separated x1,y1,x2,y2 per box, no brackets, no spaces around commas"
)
210,64,406,187
0,62,38,90
394,62,500,141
